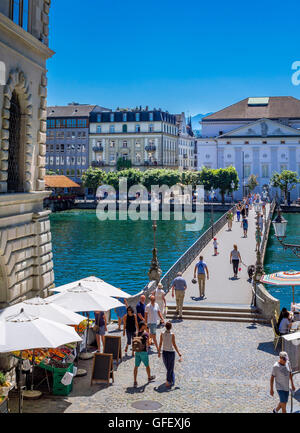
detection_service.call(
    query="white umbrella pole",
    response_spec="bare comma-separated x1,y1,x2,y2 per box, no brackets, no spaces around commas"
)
31,349,35,390
85,312,90,353
18,351,23,414
293,286,295,305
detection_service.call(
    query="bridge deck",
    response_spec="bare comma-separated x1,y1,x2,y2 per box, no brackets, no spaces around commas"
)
166,205,270,307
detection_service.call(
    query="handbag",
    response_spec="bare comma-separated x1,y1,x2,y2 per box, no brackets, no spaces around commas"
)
93,313,100,333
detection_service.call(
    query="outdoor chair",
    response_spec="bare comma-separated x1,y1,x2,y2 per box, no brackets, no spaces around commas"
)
271,318,282,351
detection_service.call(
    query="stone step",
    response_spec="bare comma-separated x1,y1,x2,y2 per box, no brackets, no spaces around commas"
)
167,309,262,319
166,314,268,324
167,304,259,314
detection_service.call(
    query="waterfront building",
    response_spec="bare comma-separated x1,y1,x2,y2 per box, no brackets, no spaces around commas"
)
0,0,55,307
46,104,111,186
176,113,195,170
89,107,179,171
197,97,300,200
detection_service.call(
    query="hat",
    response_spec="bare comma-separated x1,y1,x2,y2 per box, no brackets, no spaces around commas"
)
213,237,217,240
192,278,197,284
279,351,288,360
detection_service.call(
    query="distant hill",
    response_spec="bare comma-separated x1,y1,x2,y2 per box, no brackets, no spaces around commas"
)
191,113,214,132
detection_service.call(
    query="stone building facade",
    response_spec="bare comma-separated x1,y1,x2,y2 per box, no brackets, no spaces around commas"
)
176,112,195,171
89,108,179,171
0,0,54,309
197,97,300,200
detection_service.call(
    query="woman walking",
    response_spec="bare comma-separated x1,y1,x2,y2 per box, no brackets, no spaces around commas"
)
123,306,138,356
242,216,248,237
236,203,241,222
158,322,182,387
94,311,107,352
152,282,166,324
227,210,234,231
230,244,242,279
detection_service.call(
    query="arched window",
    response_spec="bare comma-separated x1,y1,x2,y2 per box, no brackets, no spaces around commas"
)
7,91,23,193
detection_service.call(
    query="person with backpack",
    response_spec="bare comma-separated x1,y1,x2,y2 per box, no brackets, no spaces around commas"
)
193,255,209,298
123,306,139,356
242,216,248,238
133,321,156,388
158,321,182,388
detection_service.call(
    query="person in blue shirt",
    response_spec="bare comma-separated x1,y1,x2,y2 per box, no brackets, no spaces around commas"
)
193,255,209,298
136,295,146,324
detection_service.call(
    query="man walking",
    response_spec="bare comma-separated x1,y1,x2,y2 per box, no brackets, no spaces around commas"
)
270,351,295,413
145,295,165,352
133,321,155,388
193,255,209,299
136,294,146,324
171,272,187,318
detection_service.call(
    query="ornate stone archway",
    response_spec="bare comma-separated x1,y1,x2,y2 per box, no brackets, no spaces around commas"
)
0,68,33,193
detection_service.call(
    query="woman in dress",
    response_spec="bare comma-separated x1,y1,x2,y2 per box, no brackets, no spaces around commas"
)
152,282,166,324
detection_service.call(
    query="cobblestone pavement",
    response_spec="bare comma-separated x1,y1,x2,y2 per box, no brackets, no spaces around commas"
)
9,319,300,413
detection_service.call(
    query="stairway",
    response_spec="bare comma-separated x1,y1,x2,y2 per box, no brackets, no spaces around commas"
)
166,303,269,324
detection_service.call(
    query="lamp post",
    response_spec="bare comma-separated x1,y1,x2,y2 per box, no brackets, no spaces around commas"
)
231,180,235,203
272,205,300,258
210,187,215,238
148,219,162,282
253,201,264,307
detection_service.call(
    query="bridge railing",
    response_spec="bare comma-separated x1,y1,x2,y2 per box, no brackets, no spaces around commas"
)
161,206,236,293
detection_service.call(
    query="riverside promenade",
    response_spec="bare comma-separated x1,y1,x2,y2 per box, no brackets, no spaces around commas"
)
166,204,270,307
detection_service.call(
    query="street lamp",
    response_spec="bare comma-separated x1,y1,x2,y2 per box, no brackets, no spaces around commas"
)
210,187,215,237
231,180,235,203
272,205,300,257
253,200,264,307
148,219,162,283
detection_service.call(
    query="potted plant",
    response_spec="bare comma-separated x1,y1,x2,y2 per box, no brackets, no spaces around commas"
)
0,372,11,397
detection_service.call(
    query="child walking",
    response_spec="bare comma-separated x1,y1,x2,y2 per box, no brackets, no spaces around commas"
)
213,237,218,256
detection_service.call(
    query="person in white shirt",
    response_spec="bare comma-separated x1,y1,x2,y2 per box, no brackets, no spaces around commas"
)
145,295,165,352
213,237,218,256
270,351,295,413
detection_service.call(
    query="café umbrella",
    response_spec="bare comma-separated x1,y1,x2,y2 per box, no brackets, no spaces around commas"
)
260,270,300,305
0,296,86,325
50,276,131,299
50,283,124,358
0,309,81,412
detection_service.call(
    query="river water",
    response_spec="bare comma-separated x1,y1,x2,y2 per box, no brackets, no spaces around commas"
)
49,210,224,295
264,213,300,309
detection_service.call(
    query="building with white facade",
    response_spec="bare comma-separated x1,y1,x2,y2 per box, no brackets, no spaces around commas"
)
197,97,300,200
0,0,54,309
176,113,195,170
89,108,179,171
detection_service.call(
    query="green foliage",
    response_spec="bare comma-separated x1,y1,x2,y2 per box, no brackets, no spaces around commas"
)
117,168,143,189
105,171,120,190
270,170,299,199
214,166,239,203
142,169,164,191
247,174,259,192
198,167,218,191
46,170,56,176
0,372,6,386
116,157,132,170
81,167,107,192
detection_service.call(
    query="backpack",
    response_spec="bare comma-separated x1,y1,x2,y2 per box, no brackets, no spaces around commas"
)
132,336,145,352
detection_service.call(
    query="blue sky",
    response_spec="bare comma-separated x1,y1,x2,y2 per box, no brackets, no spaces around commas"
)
47,0,300,115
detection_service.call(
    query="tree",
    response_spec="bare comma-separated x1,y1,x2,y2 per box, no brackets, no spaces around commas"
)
46,169,56,176
158,169,182,188
215,166,239,204
117,168,144,190
270,170,299,203
197,167,216,193
247,174,259,193
81,167,107,195
142,169,164,191
116,157,132,170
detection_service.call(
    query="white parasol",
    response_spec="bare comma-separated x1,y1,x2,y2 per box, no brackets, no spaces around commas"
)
49,275,131,299
0,296,85,325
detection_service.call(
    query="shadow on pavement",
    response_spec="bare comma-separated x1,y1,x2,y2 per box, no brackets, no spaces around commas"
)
153,383,180,393
257,341,277,355
125,383,150,394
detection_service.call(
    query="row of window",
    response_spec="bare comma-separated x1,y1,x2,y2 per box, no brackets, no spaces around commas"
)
93,123,177,135
97,112,152,123
47,144,86,153
47,119,88,128
9,0,29,31
46,156,87,166
47,130,87,139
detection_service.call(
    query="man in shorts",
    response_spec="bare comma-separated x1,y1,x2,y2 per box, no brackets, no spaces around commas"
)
133,321,155,387
193,255,209,298
145,295,165,351
270,351,295,413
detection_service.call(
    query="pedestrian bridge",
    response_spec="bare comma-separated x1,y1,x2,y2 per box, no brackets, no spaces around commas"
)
164,204,272,323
